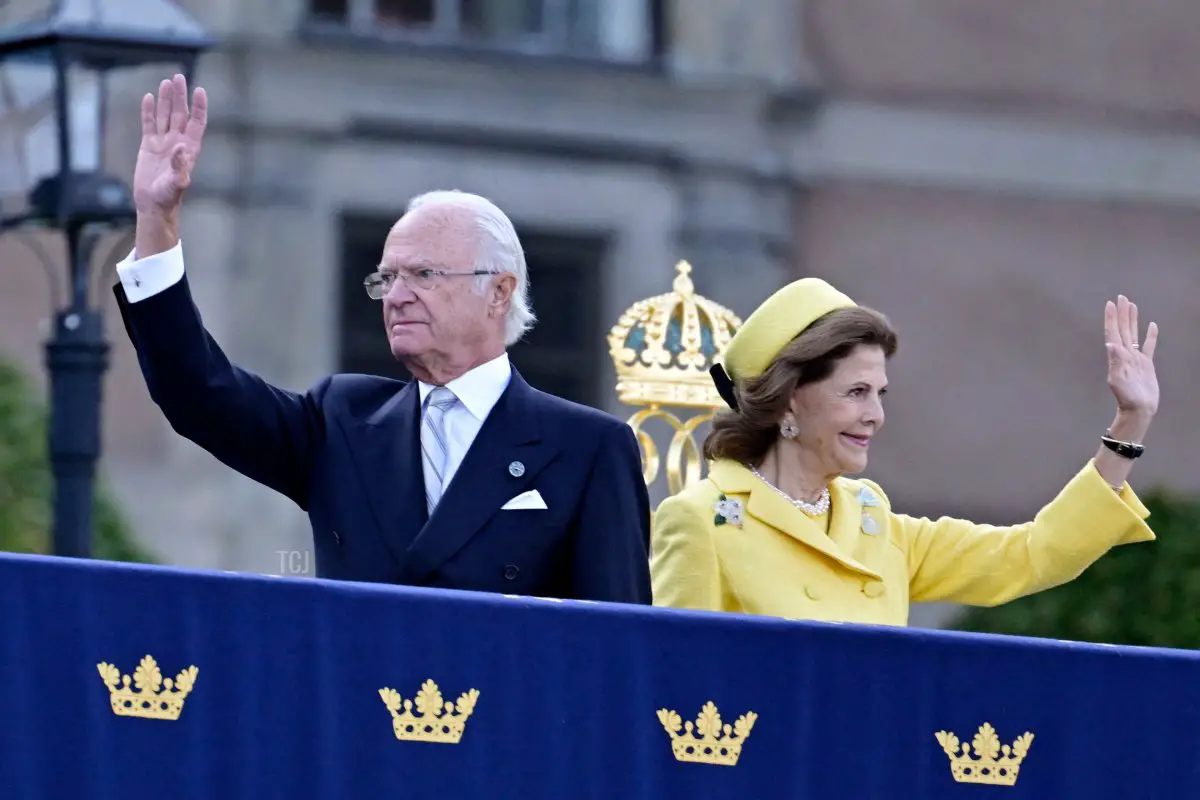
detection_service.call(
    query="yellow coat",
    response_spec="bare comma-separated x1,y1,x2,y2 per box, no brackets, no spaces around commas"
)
650,459,1154,626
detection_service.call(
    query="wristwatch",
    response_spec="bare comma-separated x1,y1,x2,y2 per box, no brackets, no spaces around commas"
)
1101,430,1145,460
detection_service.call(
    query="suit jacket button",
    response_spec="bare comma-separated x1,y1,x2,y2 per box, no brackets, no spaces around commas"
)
863,581,885,599
333,531,342,546
804,585,821,601
503,565,519,581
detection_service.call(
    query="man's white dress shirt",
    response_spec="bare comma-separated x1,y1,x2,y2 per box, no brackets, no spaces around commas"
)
114,239,512,494
417,354,510,496
115,240,186,303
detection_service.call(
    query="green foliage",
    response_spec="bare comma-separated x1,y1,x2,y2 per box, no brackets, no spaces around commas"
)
956,488,1200,649
0,359,152,563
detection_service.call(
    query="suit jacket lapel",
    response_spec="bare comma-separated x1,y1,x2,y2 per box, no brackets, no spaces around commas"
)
344,382,428,568
399,370,558,584
709,461,881,580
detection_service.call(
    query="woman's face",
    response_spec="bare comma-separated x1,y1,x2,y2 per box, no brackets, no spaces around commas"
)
787,344,888,477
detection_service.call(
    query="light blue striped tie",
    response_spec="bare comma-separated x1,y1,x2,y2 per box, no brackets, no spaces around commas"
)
421,386,458,513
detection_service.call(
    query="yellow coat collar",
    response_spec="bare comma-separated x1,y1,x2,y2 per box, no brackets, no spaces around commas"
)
708,460,883,580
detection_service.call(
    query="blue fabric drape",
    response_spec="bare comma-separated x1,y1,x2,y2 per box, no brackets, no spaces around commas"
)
0,552,1196,799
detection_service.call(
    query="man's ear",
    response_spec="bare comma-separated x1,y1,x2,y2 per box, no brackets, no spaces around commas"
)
488,273,516,317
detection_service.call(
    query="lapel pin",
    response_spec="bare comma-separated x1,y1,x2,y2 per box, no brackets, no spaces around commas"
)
857,486,881,508
858,485,882,534
508,461,525,478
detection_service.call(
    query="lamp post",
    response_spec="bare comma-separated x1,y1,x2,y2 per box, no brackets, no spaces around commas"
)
0,1,212,558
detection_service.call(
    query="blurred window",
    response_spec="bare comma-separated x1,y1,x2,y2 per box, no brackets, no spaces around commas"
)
310,0,661,64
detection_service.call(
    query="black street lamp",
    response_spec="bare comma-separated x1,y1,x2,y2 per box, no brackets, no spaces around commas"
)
0,1,212,558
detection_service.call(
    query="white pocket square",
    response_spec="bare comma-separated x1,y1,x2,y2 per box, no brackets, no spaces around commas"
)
501,489,548,511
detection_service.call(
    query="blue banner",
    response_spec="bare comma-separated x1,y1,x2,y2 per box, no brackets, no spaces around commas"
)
0,552,1196,798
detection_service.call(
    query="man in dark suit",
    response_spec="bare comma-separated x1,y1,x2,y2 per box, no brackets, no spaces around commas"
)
113,74,651,604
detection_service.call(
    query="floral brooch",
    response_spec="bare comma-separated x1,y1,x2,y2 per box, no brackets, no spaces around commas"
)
713,494,745,528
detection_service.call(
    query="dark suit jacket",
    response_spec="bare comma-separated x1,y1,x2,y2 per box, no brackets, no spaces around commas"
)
114,276,652,604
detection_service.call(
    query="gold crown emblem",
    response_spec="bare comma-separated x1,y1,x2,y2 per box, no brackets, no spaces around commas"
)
935,722,1035,786
657,701,757,766
609,261,742,410
96,655,198,721
379,679,480,744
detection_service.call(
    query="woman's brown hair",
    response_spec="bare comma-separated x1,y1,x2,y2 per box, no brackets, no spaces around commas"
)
703,307,898,466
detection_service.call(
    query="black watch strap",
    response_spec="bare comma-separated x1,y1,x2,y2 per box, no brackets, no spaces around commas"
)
1101,430,1145,460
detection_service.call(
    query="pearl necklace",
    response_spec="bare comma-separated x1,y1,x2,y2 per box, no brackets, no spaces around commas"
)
748,465,831,517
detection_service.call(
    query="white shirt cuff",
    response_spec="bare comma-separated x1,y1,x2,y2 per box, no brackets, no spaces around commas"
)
115,240,186,303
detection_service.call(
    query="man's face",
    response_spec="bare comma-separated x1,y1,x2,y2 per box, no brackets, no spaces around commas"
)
379,207,497,372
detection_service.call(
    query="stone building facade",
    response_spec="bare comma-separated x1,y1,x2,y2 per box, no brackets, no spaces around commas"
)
2,0,1198,626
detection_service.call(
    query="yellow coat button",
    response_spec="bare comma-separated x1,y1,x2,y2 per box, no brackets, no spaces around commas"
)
863,581,886,599
805,585,821,601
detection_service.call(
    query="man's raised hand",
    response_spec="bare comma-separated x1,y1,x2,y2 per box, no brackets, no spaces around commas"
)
132,74,207,219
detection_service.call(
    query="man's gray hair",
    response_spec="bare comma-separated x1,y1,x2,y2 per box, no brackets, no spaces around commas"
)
406,189,536,346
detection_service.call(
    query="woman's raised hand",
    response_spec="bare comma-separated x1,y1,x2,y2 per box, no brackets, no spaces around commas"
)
1104,295,1159,418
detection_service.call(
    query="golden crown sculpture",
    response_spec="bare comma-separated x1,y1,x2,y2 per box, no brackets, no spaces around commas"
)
379,679,480,744
934,722,1035,786
657,701,758,766
609,261,742,496
96,654,199,721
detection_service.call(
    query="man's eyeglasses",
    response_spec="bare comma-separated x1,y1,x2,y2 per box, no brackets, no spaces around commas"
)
364,267,494,299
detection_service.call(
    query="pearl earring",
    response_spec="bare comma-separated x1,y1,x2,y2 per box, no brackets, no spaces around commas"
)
780,417,798,440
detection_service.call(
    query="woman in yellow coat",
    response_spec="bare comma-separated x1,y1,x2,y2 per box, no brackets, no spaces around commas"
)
650,277,1160,626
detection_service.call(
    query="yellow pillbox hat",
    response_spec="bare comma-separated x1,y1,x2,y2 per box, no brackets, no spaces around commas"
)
721,277,857,383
